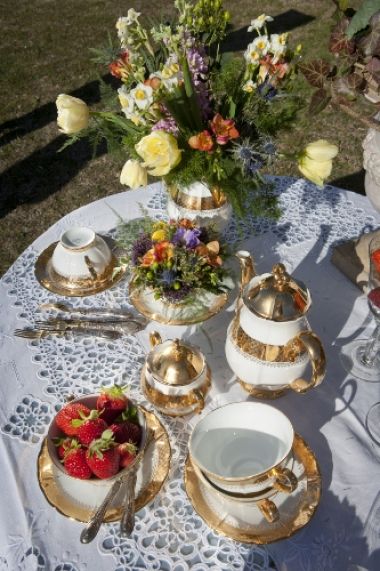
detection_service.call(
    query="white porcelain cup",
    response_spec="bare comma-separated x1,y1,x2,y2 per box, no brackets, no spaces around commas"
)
51,227,112,280
189,402,298,495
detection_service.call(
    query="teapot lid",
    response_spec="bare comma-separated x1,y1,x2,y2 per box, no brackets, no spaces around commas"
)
244,263,310,321
147,339,204,386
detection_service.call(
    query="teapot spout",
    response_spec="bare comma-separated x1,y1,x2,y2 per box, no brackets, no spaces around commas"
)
236,250,256,291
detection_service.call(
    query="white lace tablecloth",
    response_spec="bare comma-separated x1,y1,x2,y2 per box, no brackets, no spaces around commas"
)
1,177,380,571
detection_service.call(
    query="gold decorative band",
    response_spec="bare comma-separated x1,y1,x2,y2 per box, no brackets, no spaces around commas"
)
238,379,289,399
169,185,227,210
231,319,306,362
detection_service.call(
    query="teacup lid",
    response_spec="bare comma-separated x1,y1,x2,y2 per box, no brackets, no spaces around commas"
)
147,339,204,386
244,263,310,321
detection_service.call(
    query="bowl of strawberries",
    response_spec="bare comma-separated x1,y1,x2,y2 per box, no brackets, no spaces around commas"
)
47,386,146,486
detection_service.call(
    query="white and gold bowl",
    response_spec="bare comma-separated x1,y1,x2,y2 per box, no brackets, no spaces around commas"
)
47,394,147,509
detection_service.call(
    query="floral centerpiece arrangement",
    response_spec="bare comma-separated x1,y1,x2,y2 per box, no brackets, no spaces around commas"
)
56,1,338,222
119,217,231,303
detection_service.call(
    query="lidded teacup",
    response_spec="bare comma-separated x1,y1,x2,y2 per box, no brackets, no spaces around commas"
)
141,332,211,416
51,226,113,282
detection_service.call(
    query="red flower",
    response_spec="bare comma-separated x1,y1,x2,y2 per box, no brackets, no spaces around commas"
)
188,130,214,152
210,114,239,145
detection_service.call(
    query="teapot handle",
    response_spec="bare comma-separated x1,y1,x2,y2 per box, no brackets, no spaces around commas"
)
290,331,326,393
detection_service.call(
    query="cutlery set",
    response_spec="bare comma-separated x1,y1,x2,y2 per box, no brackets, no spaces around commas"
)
14,302,148,340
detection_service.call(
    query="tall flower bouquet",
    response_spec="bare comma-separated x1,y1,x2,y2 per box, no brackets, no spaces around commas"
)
56,1,338,218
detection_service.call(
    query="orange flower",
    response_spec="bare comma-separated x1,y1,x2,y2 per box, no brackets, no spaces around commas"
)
141,248,155,267
108,50,131,81
210,114,239,145
258,55,289,84
144,76,161,90
154,241,174,262
179,218,195,229
196,241,223,267
188,130,214,152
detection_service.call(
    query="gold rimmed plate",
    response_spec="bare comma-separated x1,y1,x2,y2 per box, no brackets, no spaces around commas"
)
184,433,321,544
35,239,127,297
38,408,171,522
129,281,229,326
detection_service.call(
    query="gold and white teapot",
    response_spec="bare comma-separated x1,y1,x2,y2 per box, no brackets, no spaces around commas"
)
225,251,326,398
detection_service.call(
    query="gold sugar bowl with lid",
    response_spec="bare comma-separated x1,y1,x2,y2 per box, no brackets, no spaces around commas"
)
141,332,211,416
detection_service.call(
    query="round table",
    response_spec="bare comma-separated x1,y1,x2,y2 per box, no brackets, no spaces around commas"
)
0,177,380,571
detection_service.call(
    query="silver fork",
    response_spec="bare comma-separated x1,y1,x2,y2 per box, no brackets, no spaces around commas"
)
34,318,146,335
14,328,122,340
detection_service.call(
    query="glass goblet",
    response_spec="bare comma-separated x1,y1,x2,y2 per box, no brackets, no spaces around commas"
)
340,235,380,382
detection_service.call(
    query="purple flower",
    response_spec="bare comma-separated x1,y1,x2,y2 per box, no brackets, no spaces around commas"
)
163,284,191,303
258,80,277,100
152,117,179,135
131,233,152,265
172,227,201,249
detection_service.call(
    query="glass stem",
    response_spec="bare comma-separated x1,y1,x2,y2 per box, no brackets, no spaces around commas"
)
361,323,380,367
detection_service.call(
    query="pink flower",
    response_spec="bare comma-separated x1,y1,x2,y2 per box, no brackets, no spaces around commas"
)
210,114,239,145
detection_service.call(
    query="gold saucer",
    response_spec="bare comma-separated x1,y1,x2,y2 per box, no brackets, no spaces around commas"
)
35,239,127,297
37,408,171,522
184,433,321,544
129,282,228,325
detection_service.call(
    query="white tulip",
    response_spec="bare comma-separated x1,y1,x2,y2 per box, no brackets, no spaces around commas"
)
120,159,148,189
56,94,89,135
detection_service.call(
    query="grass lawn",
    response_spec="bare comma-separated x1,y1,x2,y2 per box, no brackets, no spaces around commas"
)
0,0,369,276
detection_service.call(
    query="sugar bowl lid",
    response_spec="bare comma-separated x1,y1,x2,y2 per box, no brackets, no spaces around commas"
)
244,263,310,321
146,338,204,386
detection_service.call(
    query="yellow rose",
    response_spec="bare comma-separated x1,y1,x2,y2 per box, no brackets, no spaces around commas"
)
135,131,182,176
120,159,148,189
298,140,338,187
56,94,89,134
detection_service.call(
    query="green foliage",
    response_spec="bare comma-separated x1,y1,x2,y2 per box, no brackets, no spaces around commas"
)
210,56,245,116
243,91,303,136
347,0,380,38
89,32,118,65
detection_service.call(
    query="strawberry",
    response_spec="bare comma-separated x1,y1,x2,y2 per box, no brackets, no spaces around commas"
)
71,409,108,447
55,403,91,436
371,249,380,274
53,436,80,459
64,447,93,480
85,429,120,479
97,385,129,424
368,287,380,309
109,420,142,445
118,441,138,469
